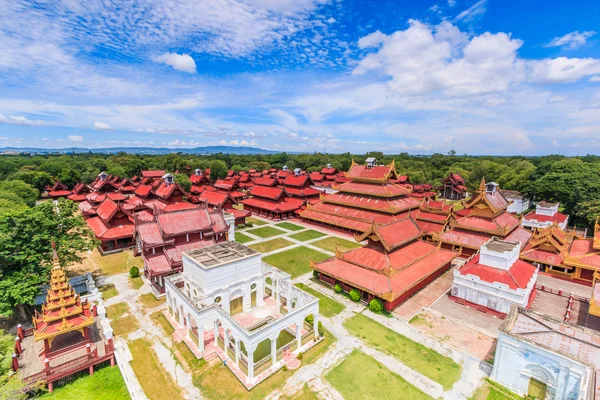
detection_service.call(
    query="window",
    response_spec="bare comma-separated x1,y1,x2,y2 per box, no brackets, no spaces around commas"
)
251,283,257,290
214,296,222,304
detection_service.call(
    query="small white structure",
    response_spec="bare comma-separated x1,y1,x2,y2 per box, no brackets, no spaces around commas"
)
491,307,598,400
523,201,569,230
164,242,321,388
500,190,531,214
451,237,538,314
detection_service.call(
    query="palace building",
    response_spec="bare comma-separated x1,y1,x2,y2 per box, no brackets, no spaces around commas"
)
438,179,532,256
522,201,569,231
312,216,457,311
300,158,421,234
15,254,115,393
451,237,538,317
164,242,321,388
440,172,468,200
240,182,304,220
413,199,453,240
520,224,572,277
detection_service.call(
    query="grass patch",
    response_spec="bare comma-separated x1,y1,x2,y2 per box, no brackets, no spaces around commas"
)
408,314,433,329
174,341,206,372
192,327,336,400
275,222,305,231
129,338,183,400
140,293,166,309
246,226,286,238
343,313,461,390
326,350,433,400
294,283,345,318
469,379,522,400
91,249,143,276
112,315,140,337
246,217,267,226
235,232,253,244
280,384,319,400
39,365,128,399
311,236,362,253
106,302,129,320
99,284,118,300
288,230,326,242
151,311,175,335
129,276,144,289
263,246,330,278
249,238,294,253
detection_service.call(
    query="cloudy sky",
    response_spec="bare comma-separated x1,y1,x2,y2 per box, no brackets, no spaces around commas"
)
0,0,599,155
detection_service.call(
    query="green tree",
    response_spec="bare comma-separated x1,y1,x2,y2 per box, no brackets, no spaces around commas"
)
0,180,38,206
174,173,191,192
8,171,53,192
209,160,228,182
0,199,97,317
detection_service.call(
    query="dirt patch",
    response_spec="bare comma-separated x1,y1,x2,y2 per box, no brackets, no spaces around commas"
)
410,309,496,360
394,270,453,320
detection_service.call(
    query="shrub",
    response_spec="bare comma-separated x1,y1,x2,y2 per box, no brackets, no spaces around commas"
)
334,283,342,293
349,289,361,302
297,352,303,360
282,365,288,372
305,314,314,325
312,270,320,279
129,266,140,278
246,222,253,228
318,321,324,337
369,298,384,313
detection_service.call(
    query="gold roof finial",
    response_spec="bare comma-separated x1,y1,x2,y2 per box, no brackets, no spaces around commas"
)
478,178,486,193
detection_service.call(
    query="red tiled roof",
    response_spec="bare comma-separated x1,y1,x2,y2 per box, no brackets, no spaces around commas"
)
86,217,134,240
301,209,373,232
453,212,520,234
365,217,422,251
107,192,126,201
214,179,236,191
225,207,251,219
306,202,411,225
48,190,72,197
68,193,87,202
284,174,309,187
137,223,168,247
458,255,536,290
209,210,229,233
141,170,166,178
135,209,155,223
415,210,449,223
284,187,321,198
134,184,153,197
505,227,533,246
96,199,119,222
163,202,198,212
157,208,214,237
416,220,445,234
199,191,229,207
323,192,420,214
310,172,324,182
485,192,509,212
334,181,411,197
78,201,95,214
321,167,337,175
144,252,172,275
346,164,396,181
153,181,177,199
440,229,492,250
520,247,564,266
249,185,284,200
254,177,277,186
164,238,215,266
523,211,568,224
241,197,303,213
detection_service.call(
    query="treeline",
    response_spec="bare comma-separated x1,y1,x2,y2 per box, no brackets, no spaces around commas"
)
1,151,600,225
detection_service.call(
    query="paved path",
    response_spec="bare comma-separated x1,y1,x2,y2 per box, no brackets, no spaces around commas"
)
104,273,202,400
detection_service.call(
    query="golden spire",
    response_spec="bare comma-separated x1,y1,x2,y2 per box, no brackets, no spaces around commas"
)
478,178,486,193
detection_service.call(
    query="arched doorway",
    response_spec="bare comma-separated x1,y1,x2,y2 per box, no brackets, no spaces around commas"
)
229,289,245,316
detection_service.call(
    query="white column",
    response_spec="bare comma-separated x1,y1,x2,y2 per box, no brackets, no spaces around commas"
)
271,338,277,367
224,329,230,358
178,307,184,328
235,339,240,365
275,284,281,314
197,324,204,352
247,349,255,381
287,296,291,311
296,324,302,351
213,320,219,346
313,313,319,339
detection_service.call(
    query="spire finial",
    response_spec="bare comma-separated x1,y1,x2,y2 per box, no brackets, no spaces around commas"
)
478,178,486,193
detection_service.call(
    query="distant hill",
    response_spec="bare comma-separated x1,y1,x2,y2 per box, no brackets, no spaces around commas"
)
0,145,281,155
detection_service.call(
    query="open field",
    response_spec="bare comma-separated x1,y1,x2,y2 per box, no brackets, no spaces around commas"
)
246,226,287,238
112,315,140,337
246,217,267,226
151,311,175,335
288,230,326,242
139,293,166,309
99,284,118,300
263,246,330,278
106,302,129,320
343,313,462,390
294,283,345,318
92,249,143,276
326,350,433,400
249,238,294,253
275,222,305,231
39,365,129,400
235,232,253,243
129,339,183,400
311,236,362,253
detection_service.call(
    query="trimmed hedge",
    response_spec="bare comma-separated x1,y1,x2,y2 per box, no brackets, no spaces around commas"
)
334,283,342,293
129,266,140,278
349,289,361,302
369,298,384,313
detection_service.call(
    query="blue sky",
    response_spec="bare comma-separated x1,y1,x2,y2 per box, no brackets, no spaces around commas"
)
0,0,599,155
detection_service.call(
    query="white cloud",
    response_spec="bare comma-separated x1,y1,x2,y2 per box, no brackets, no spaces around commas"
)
94,121,113,130
0,114,51,126
545,31,596,50
528,58,600,83
152,53,197,73
454,0,487,22
326,17,336,24
68,135,84,142
448,0,456,6
589,76,600,82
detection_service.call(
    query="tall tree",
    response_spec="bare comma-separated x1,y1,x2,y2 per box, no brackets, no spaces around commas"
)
209,160,228,182
0,199,97,317
0,180,38,207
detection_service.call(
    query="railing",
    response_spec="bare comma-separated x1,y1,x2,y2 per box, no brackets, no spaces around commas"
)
254,355,272,375
535,284,590,302
301,331,315,346
25,348,99,383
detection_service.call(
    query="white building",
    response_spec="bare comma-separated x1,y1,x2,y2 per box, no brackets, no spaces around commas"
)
523,201,569,230
500,190,531,214
491,307,598,400
164,242,321,388
451,237,538,315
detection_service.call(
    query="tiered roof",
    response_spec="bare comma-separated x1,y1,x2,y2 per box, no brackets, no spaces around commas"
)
33,262,94,342
414,199,453,235
520,224,571,266
441,173,468,193
301,159,421,234
439,179,532,251
312,216,457,303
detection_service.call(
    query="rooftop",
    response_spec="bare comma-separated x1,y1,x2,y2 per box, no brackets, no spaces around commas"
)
485,237,519,253
184,241,259,269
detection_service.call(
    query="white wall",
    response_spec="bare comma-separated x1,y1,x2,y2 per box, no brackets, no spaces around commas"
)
506,197,531,214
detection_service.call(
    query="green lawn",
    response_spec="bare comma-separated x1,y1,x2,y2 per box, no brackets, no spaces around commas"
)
151,311,175,335
469,379,522,400
246,217,267,226
275,222,305,231
246,226,286,238
106,302,129,320
343,313,461,390
326,350,433,400
129,276,144,289
311,236,362,253
288,230,326,242
191,328,335,400
39,366,129,399
112,315,140,337
294,283,345,318
139,293,166,309
249,238,294,253
235,232,253,244
263,246,330,278
129,338,183,400
99,284,118,300
91,248,144,276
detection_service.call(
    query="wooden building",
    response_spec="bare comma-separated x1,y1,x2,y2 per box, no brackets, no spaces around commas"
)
440,172,468,200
